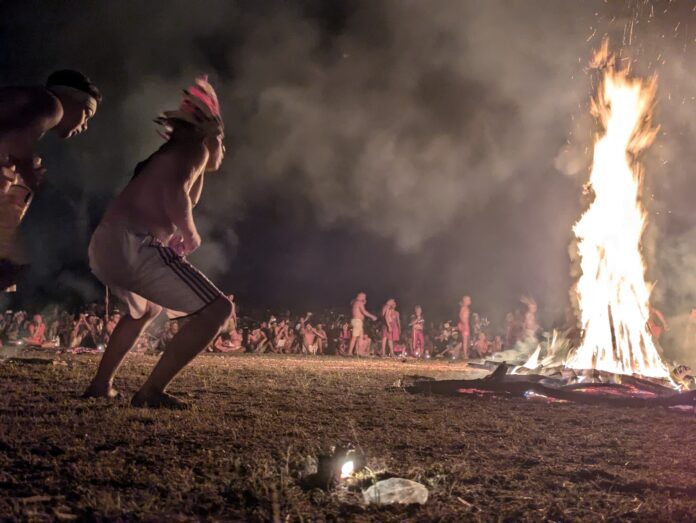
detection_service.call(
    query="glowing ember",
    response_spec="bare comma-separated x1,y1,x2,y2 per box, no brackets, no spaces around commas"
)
566,40,669,379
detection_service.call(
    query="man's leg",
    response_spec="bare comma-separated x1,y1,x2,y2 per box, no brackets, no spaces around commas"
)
347,335,358,356
132,296,232,408
83,303,162,398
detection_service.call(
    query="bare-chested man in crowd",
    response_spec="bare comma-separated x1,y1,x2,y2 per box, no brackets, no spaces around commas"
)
458,296,472,360
300,313,320,355
314,323,328,354
347,292,377,356
380,298,399,357
521,295,539,341
409,305,425,357
83,77,231,409
0,70,101,290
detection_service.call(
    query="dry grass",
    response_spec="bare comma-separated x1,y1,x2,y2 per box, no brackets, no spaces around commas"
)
1,353,695,521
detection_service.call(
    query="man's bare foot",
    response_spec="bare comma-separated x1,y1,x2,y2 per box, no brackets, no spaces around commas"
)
82,383,120,399
131,390,190,410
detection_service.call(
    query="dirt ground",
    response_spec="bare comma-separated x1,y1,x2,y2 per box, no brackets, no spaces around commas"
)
1,353,695,522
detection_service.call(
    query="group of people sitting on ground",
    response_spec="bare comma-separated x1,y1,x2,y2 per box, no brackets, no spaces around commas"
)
0,292,545,360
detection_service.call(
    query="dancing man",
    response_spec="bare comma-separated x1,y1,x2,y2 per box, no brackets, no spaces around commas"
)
83,76,232,408
347,292,377,356
0,70,101,290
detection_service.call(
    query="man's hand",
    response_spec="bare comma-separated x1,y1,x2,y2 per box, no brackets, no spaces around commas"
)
0,155,16,194
168,229,201,256
10,156,46,191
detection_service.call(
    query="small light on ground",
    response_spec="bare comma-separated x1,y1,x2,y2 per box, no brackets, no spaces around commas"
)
341,460,354,478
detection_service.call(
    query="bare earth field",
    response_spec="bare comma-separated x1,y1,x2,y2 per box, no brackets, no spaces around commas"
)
1,353,695,522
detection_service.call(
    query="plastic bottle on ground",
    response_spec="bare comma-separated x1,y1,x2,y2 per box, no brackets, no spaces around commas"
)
362,478,428,505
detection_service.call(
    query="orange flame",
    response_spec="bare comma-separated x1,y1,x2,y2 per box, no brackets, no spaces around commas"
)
565,40,670,378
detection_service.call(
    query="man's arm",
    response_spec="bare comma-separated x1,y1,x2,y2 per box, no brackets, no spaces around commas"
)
189,172,204,207
360,304,377,321
1,90,61,190
162,149,207,254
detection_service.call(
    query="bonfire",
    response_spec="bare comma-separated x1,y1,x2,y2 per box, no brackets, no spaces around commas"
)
407,41,695,405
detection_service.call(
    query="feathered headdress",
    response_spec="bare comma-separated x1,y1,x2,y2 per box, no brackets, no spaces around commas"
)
155,75,224,139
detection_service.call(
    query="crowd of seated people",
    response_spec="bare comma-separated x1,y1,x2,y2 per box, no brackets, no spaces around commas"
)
0,295,540,359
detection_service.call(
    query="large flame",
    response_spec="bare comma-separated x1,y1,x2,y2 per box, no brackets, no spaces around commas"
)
566,41,670,379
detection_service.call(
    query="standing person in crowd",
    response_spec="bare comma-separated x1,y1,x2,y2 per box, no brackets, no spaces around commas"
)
83,77,232,408
380,298,399,357
0,70,101,291
521,296,539,342
347,292,377,357
458,296,472,360
409,305,425,357
647,306,669,343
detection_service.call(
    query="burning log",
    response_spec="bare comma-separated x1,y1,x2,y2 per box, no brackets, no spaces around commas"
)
403,363,696,408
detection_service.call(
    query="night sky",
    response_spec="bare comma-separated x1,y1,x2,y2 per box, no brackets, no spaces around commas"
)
2,1,696,331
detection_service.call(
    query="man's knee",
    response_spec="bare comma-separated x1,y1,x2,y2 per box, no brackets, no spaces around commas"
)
143,303,163,321
207,296,234,326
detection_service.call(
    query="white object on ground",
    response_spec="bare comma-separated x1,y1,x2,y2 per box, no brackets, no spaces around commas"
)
362,478,428,505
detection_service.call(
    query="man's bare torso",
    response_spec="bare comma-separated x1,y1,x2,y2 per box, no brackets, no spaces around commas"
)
352,302,365,320
102,143,204,241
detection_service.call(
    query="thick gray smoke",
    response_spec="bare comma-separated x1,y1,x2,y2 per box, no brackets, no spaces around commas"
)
7,1,696,356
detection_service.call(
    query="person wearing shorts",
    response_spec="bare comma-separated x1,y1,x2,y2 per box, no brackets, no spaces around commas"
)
83,76,232,409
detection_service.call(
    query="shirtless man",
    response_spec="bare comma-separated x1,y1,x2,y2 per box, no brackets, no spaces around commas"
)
273,319,289,353
83,77,232,408
248,324,269,354
521,296,539,341
409,305,425,357
380,299,399,357
347,292,377,356
300,315,320,355
314,323,328,354
0,70,101,290
458,296,471,360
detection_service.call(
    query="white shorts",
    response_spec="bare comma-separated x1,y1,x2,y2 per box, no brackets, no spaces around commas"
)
351,318,364,338
88,221,223,319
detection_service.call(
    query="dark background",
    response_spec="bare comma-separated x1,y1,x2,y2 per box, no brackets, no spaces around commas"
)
1,1,695,336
